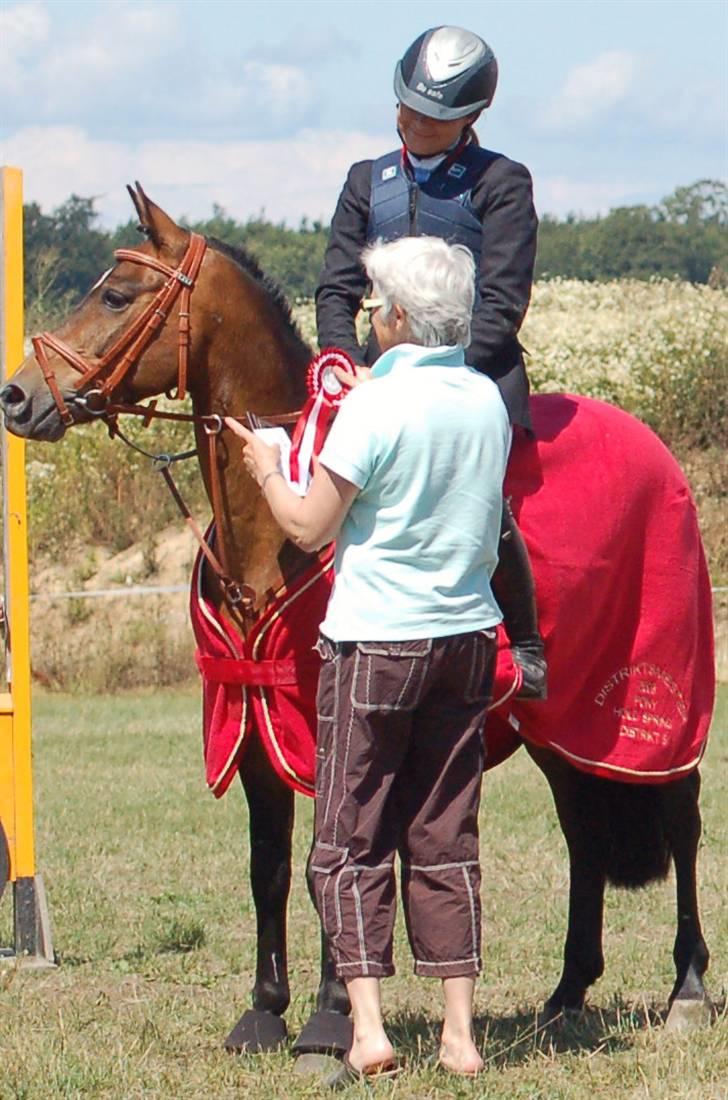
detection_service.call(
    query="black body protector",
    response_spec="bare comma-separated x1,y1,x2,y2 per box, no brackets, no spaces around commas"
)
367,145,495,260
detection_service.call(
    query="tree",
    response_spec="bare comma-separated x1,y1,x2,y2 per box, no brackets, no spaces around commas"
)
535,180,728,283
24,196,114,322
655,180,728,226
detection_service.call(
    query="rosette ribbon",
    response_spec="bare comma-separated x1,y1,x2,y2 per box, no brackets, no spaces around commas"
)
288,348,353,491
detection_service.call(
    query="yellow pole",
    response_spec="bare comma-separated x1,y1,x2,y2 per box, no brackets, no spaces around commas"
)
1,164,35,884
1,167,51,963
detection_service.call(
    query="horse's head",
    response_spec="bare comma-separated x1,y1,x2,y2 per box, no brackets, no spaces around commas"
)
1,184,208,441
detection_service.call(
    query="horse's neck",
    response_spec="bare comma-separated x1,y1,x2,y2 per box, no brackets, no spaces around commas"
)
191,285,314,605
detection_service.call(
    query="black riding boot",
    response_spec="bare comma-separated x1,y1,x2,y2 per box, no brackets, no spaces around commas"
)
490,499,547,700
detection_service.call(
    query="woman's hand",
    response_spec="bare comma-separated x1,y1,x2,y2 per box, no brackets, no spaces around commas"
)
333,363,372,390
224,418,281,488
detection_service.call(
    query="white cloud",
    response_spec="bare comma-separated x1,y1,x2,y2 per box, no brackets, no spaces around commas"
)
534,175,639,219
0,125,390,227
0,2,181,118
0,0,49,51
3,124,660,226
0,1,316,138
0,1,50,89
540,51,640,130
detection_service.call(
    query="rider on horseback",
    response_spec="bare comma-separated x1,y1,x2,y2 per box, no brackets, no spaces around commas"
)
316,26,547,698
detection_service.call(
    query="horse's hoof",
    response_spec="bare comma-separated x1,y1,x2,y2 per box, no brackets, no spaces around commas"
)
292,1009,353,1057
664,997,712,1033
293,1052,341,1077
224,1008,288,1053
538,1001,584,1029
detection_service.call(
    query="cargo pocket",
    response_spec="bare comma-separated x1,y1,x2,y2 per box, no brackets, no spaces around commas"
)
310,842,349,943
351,639,432,712
315,634,340,728
463,630,497,704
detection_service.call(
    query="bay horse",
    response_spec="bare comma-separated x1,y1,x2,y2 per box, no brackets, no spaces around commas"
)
0,185,713,1060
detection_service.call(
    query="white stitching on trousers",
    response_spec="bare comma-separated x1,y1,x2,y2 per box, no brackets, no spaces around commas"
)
462,864,478,957
404,859,480,872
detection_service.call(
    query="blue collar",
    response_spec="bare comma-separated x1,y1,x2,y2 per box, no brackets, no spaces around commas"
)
371,343,464,379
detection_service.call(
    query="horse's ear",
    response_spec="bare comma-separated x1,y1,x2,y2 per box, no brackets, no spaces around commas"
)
126,182,188,255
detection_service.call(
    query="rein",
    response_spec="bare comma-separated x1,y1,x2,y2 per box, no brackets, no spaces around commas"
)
30,231,302,635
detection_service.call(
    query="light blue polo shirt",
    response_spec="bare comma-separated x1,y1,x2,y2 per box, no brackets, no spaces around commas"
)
318,342,511,641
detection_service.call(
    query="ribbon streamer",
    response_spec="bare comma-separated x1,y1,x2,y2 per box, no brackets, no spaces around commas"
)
288,348,354,490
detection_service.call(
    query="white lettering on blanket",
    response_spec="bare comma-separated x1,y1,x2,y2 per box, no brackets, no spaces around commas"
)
593,663,689,746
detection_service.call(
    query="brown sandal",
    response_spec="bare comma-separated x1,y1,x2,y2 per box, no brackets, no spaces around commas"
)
325,1054,404,1089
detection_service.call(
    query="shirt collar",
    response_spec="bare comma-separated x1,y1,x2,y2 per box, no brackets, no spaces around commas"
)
371,343,463,379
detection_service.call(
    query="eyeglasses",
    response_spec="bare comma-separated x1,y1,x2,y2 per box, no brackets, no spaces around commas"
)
360,296,384,317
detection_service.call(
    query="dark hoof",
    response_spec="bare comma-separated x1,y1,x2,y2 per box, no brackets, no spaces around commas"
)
293,1010,353,1057
224,1008,288,1053
538,997,584,1027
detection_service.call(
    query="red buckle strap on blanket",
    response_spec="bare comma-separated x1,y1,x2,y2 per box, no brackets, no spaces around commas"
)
195,654,304,687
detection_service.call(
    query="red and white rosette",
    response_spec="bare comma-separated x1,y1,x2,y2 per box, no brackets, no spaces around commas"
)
289,348,354,490
306,347,352,408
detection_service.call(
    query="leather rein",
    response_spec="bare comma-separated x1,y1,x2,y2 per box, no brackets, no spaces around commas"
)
31,231,301,634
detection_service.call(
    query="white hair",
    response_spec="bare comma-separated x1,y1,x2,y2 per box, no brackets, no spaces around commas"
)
362,236,475,347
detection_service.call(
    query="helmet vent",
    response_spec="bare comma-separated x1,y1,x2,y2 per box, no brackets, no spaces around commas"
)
425,27,486,83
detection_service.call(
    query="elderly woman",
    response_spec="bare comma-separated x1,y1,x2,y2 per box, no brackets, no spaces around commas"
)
227,236,510,1082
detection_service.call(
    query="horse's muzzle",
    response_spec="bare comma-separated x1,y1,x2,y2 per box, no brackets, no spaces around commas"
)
0,380,68,441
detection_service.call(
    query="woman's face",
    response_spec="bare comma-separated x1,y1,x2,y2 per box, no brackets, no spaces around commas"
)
397,103,475,156
371,300,412,352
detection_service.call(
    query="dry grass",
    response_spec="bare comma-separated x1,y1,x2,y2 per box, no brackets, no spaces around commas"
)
0,688,725,1098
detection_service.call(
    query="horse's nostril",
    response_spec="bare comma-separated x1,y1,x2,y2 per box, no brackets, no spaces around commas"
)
0,382,28,409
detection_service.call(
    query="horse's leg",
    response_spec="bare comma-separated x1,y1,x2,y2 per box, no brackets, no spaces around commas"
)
224,732,294,1053
526,744,607,1017
291,843,352,1062
662,771,711,1029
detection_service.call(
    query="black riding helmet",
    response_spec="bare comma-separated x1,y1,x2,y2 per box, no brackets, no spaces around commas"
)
394,26,498,121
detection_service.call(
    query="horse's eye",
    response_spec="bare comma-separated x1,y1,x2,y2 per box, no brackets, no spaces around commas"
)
101,288,129,311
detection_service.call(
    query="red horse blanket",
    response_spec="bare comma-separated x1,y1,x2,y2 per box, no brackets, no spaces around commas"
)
491,394,714,782
191,394,714,796
191,543,521,797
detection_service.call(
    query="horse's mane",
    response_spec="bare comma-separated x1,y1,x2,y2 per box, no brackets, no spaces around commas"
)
208,236,310,359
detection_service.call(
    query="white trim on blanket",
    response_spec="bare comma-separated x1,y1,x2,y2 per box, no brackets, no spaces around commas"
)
250,555,334,794
545,738,706,780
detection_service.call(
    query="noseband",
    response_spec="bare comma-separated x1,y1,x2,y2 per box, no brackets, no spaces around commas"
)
31,232,208,424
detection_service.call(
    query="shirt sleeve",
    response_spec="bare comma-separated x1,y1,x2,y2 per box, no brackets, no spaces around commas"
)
317,385,378,490
315,161,372,364
466,157,538,366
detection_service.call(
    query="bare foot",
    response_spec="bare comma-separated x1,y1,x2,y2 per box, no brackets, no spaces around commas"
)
438,1039,484,1077
346,1036,397,1075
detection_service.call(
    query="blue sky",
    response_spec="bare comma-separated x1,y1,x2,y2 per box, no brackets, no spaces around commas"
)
1,0,726,227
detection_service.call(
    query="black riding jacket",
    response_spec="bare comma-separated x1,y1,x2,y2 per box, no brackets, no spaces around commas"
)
315,145,538,428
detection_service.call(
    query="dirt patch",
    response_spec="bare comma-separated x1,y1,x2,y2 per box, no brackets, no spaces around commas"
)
29,524,199,691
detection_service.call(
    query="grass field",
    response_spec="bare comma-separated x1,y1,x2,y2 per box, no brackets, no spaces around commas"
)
1,688,726,1099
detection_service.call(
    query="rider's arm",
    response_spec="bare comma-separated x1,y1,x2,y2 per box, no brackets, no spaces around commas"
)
466,157,538,365
315,161,372,364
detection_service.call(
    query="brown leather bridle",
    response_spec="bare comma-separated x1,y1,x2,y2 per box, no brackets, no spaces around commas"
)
32,232,208,424
29,230,300,633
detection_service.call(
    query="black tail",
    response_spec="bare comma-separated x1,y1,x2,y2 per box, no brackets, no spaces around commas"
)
597,780,671,888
